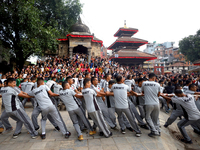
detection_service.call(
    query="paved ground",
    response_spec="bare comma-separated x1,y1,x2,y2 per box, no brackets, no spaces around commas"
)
0,103,200,150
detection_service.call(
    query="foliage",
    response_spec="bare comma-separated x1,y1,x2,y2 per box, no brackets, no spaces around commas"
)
179,29,200,62
0,0,82,71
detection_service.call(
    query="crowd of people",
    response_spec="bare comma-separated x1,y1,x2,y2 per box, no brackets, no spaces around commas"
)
0,53,200,144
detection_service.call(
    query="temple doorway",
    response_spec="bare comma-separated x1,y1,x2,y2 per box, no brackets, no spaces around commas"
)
73,45,88,54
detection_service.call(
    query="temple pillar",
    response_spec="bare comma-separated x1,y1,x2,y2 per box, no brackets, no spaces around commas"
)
69,47,73,59
88,47,92,63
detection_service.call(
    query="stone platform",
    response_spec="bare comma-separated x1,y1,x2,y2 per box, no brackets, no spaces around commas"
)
0,104,200,150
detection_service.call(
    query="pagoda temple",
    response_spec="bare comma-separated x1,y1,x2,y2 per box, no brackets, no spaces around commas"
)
108,22,157,66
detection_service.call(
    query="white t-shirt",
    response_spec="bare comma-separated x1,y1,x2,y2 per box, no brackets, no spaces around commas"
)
21,82,27,92
183,86,189,93
54,84,63,95
172,94,200,120
1,79,6,84
111,83,130,109
141,81,161,105
46,80,56,90
91,84,104,104
124,79,134,91
82,88,99,113
70,84,77,91
59,89,78,111
28,85,53,110
0,87,21,112
25,82,35,93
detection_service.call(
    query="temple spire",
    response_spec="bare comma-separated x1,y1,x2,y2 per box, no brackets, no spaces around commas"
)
124,20,127,28
77,16,82,24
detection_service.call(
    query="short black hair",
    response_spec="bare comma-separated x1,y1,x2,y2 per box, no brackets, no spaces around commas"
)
66,77,72,82
175,85,182,90
105,73,110,79
138,78,144,84
85,72,90,77
52,77,57,80
189,84,196,90
91,77,97,84
62,81,68,88
127,75,131,80
116,75,122,83
7,78,16,84
109,80,115,85
159,80,163,83
135,78,139,82
58,80,62,83
83,78,91,86
186,80,192,85
37,78,44,85
174,89,183,94
31,77,36,81
149,73,156,79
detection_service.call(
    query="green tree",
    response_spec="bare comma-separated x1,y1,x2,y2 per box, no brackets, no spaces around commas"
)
0,0,82,71
35,0,82,37
179,29,200,62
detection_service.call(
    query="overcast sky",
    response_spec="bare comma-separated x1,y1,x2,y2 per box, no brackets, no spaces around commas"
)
79,0,200,51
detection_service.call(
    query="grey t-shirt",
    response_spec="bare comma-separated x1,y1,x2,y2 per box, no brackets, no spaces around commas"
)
135,86,145,105
124,79,134,91
172,94,200,120
28,85,53,110
21,82,27,92
82,88,99,113
25,82,35,93
141,81,161,105
91,84,104,104
183,86,189,93
0,86,21,112
106,88,115,108
102,80,109,92
111,83,130,109
54,84,63,95
59,89,78,111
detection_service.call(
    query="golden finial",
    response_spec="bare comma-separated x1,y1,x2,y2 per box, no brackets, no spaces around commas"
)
124,20,127,28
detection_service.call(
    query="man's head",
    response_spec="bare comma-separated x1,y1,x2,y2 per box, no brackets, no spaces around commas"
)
85,72,91,79
105,73,111,81
83,78,91,88
148,73,156,81
189,84,197,92
37,78,44,86
186,80,192,86
116,75,124,83
52,77,57,82
91,77,98,86
31,77,36,83
62,81,70,90
159,80,164,86
66,77,73,85
23,78,28,83
174,89,184,97
138,78,144,87
58,81,62,85
127,75,132,80
7,78,16,87
108,80,115,89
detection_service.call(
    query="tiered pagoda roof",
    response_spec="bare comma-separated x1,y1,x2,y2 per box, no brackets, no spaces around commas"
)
109,24,156,66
